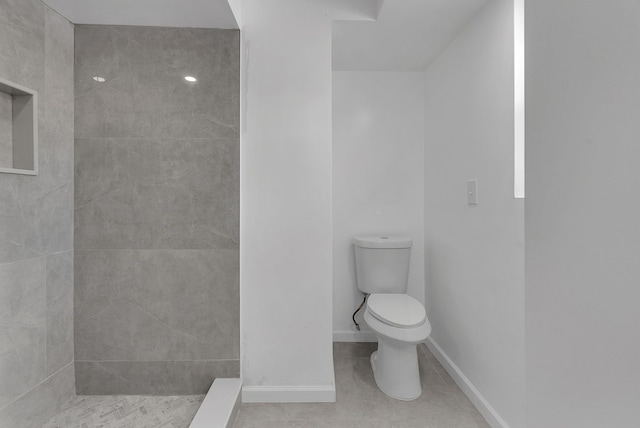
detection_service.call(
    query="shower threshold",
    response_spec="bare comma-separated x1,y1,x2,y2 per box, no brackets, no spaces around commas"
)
189,378,243,428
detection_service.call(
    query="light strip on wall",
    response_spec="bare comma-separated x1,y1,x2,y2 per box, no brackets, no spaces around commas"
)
514,0,525,198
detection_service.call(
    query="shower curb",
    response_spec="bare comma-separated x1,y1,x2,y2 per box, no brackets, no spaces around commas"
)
189,378,243,428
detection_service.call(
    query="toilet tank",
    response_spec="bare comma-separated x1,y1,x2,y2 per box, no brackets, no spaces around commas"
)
353,236,412,294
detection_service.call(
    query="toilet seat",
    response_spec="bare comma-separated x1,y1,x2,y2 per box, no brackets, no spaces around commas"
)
367,294,426,328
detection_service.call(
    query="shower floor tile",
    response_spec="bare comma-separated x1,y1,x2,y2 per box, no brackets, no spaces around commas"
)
40,395,203,428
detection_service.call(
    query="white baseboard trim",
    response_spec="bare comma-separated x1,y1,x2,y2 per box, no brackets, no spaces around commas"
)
425,338,510,428
241,384,336,403
189,378,243,428
333,330,377,342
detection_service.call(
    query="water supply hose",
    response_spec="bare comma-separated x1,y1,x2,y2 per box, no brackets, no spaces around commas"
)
352,293,369,331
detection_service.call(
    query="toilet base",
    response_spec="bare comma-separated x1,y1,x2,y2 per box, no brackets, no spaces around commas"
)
370,340,422,401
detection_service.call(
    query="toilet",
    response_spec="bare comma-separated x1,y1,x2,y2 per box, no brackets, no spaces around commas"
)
353,236,431,401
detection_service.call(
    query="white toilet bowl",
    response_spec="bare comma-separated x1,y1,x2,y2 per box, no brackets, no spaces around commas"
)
351,235,431,400
364,293,431,401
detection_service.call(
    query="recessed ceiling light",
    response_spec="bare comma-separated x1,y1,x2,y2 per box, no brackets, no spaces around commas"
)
92,76,106,83
184,76,197,82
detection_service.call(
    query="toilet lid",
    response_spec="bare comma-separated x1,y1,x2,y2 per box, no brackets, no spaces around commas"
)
367,294,426,328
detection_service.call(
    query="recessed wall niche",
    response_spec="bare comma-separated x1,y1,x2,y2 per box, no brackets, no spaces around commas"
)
0,77,38,175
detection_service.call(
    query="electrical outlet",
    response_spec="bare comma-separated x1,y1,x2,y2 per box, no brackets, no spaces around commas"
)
467,179,478,205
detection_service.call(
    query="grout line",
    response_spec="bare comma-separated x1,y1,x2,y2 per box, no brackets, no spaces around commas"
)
74,137,239,141
46,249,74,256
0,252,45,266
75,359,240,363
44,255,48,377
73,248,240,252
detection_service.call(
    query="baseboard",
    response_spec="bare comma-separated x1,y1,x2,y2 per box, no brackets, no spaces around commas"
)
333,330,377,342
189,378,242,428
425,338,510,428
241,384,336,403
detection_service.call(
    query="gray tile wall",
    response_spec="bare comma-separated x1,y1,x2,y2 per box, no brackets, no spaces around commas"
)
0,1,75,426
74,25,240,395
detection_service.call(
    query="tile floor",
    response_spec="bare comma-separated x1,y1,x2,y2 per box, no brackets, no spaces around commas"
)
41,343,489,428
232,343,490,428
40,395,203,428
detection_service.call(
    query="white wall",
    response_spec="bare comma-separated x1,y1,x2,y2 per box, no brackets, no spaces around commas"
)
423,0,524,426
238,0,379,403
332,71,425,341
239,0,335,402
525,1,640,426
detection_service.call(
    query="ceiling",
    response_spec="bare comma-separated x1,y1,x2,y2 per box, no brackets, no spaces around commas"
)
42,0,239,29
332,0,490,71
42,0,489,70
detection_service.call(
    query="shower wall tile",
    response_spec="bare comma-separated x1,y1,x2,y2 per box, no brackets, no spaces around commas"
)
46,250,74,376
74,138,239,250
44,6,74,139
22,181,73,254
74,25,240,394
0,362,74,428
74,249,239,361
0,0,75,422
0,3,75,259
0,0,45,97
0,175,37,264
74,26,239,140
0,257,46,410
31,130,74,194
0,1,44,266
75,360,239,395
0,133,74,265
